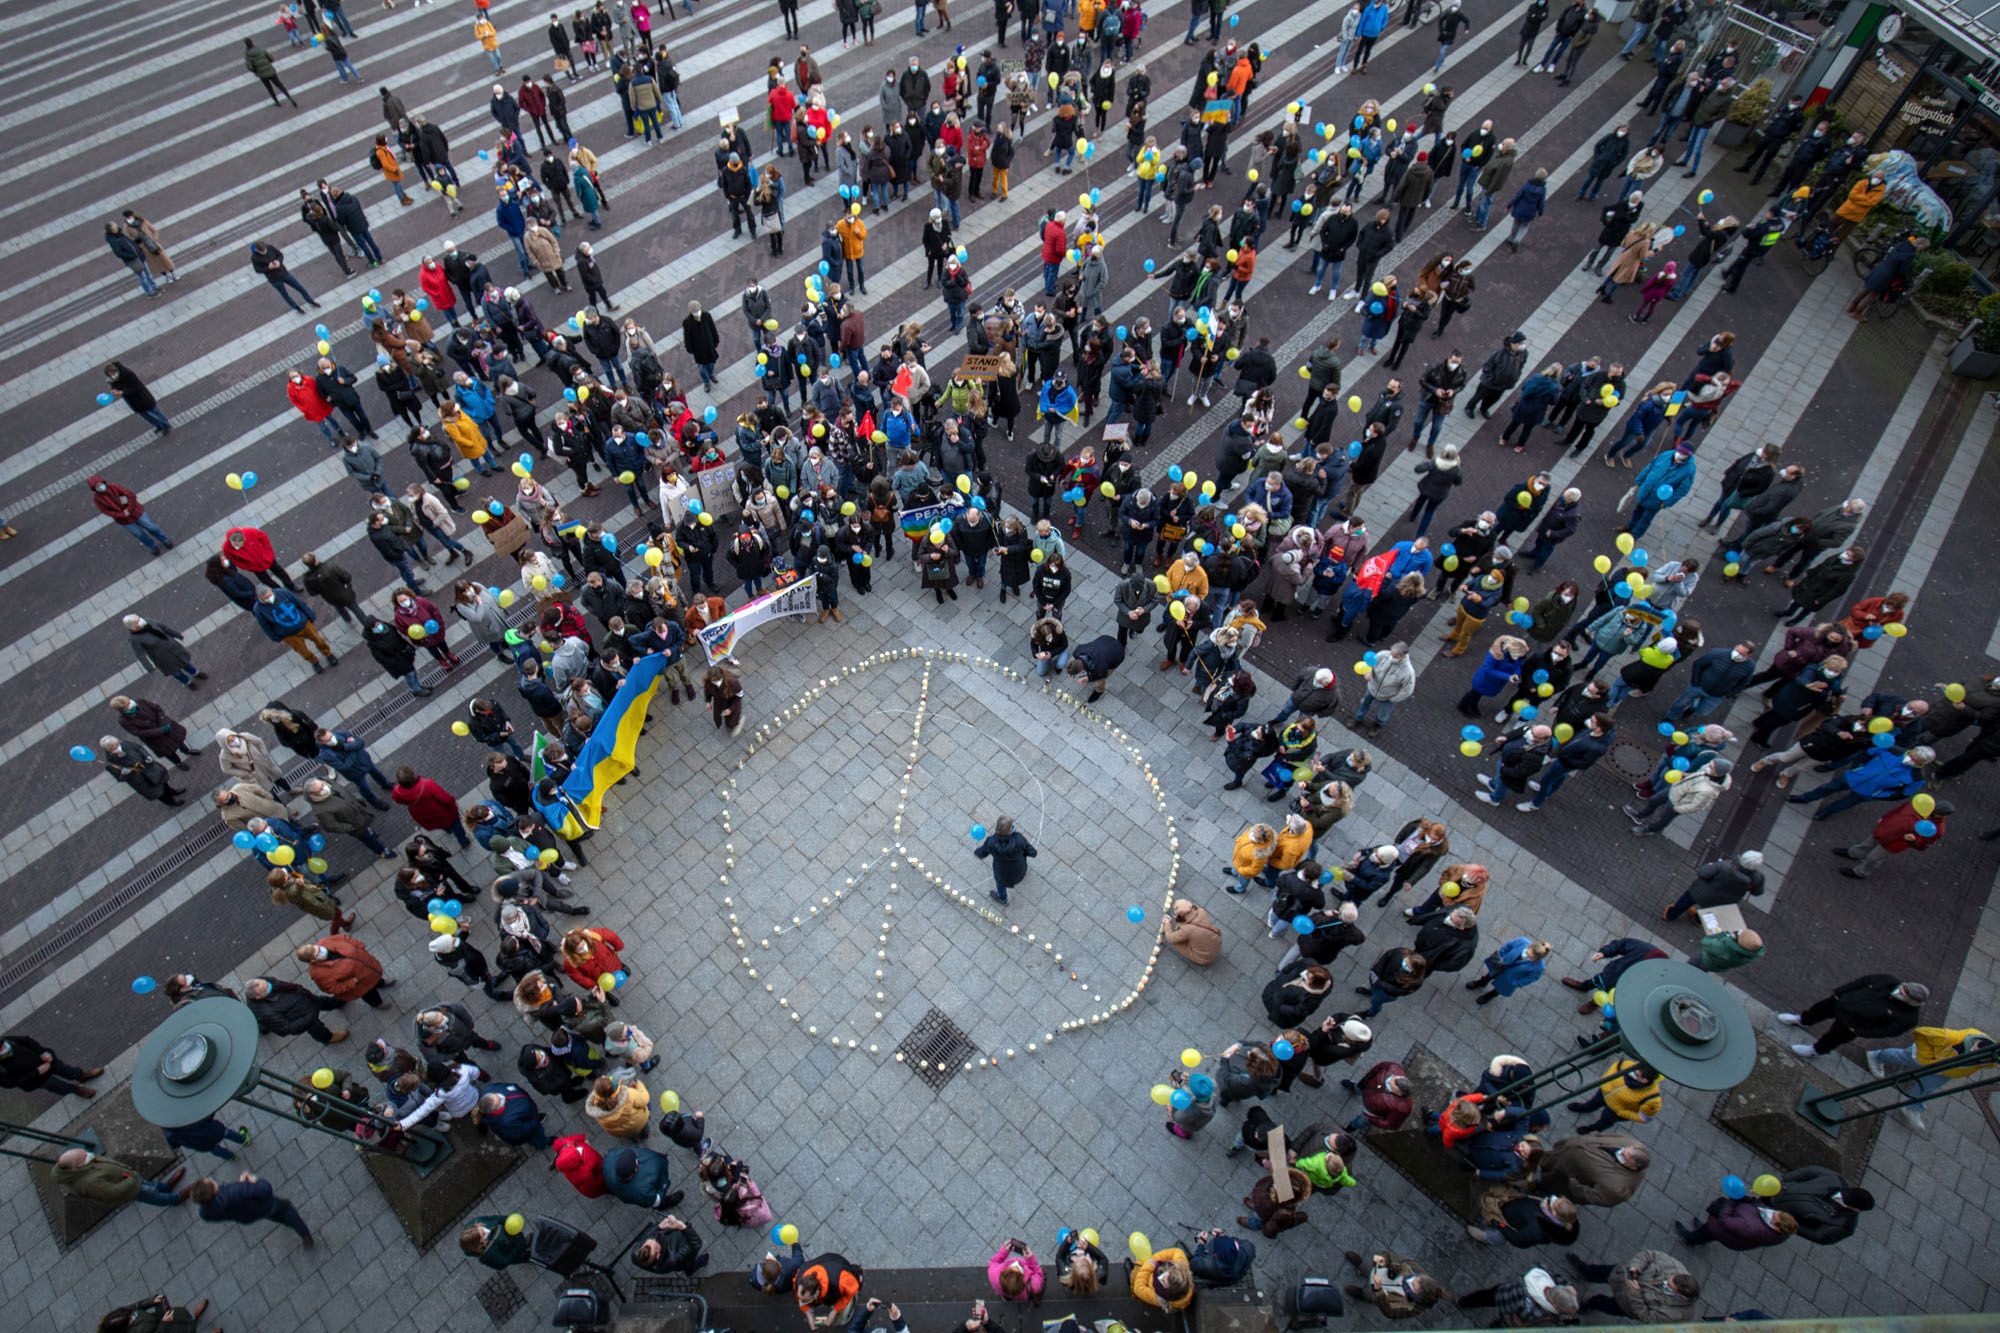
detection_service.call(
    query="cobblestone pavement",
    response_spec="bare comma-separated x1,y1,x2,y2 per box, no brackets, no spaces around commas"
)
3,0,1998,1325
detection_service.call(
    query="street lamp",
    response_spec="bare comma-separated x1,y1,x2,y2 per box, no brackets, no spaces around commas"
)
128,996,449,1170
1494,959,1757,1104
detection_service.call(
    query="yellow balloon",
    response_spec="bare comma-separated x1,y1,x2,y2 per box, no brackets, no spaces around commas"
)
1615,532,1636,554
268,845,295,866
1180,1048,1202,1068
956,474,973,493
225,473,244,490
429,913,454,932
776,485,791,499
505,1214,526,1235
1298,366,1312,380
1353,661,1371,675
531,575,549,590
1594,554,1612,573
311,1068,335,1090
472,510,491,524
451,720,471,736
1347,395,1363,412
699,513,714,526
1554,723,1574,742
1723,562,1741,576
1049,72,1061,88
453,478,471,491
1385,118,1397,132
497,589,517,607
1752,1174,1781,1197
645,547,665,567
1459,741,1481,757
1225,248,1238,263
1885,622,1908,637
1129,1232,1153,1263
407,624,426,639
1663,770,1684,785
930,530,946,545
316,339,332,355
598,973,618,991
1030,548,1045,563
617,470,637,484
1078,192,1092,208
511,463,530,478
1247,169,1259,182
1153,575,1170,593
1913,793,1936,817
1945,683,1967,702
1301,203,1314,215
1100,481,1117,498
1512,597,1530,613
1181,471,1198,490
1169,601,1186,620
1441,881,1462,898
1537,683,1553,697
659,1089,680,1112
1371,281,1387,297
1150,1083,1173,1106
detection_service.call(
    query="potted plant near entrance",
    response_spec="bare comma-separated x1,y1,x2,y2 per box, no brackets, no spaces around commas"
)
1948,294,2000,379
1720,78,1773,148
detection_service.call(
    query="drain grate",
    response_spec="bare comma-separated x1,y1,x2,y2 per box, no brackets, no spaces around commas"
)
1604,740,1655,785
475,1271,527,1326
634,1273,702,1300
896,1007,979,1092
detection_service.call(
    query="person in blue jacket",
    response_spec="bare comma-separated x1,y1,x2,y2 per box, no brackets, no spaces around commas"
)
1500,362,1561,450
191,1174,314,1245
1039,372,1080,450
1623,441,1696,539
1601,382,1672,464
1503,168,1547,250
453,371,502,446
603,1144,684,1210
1787,745,1933,822
251,586,336,673
1463,936,1550,1005
1354,0,1391,70
475,1082,554,1149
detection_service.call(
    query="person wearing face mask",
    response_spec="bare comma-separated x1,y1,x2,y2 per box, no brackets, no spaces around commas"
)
1409,353,1466,450
1773,546,1864,626
88,475,174,555
286,368,338,443
1665,641,1756,720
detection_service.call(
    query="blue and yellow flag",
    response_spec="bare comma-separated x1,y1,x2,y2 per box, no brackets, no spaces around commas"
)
560,652,670,826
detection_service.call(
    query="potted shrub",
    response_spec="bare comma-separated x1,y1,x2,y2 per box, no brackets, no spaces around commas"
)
1949,293,2000,379
1720,78,1773,148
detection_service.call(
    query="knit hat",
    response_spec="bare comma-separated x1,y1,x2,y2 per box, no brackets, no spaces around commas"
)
428,935,458,954
612,1148,639,1180
1341,1018,1372,1043
1707,757,1734,778
1737,850,1764,869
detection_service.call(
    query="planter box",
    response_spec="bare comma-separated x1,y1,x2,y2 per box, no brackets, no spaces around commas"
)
1716,122,1752,147
1949,328,2000,379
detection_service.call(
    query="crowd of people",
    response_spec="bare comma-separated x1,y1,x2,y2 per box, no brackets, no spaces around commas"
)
25,0,1992,1326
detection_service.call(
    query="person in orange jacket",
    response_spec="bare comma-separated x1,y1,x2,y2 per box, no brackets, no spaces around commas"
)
797,1252,864,1326
295,934,395,1007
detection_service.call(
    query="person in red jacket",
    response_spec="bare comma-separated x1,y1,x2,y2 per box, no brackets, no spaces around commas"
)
796,1253,864,1327
1040,209,1069,294
391,767,471,847
88,475,174,555
286,368,337,443
419,257,461,326
1836,796,1950,881
560,926,626,991
517,75,553,148
552,1133,608,1196
224,525,300,592
1342,1060,1413,1133
768,82,799,157
295,934,395,1007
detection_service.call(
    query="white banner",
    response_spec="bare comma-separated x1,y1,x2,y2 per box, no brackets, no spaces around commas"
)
696,578,820,664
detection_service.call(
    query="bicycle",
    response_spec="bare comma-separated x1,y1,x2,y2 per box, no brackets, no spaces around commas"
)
1795,216,1840,275
1848,248,1911,321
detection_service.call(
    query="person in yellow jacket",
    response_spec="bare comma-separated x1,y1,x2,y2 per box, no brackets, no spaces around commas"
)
439,402,490,468
1866,1025,1995,1130
474,16,504,74
373,136,413,206
1130,1249,1194,1310
584,1074,651,1140
1230,822,1278,894
1830,171,1888,243
835,214,868,293
1267,812,1313,880
1077,0,1100,39
1166,549,1210,598
1566,1059,1661,1132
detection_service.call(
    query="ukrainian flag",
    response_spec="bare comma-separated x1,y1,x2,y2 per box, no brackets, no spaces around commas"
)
559,652,670,825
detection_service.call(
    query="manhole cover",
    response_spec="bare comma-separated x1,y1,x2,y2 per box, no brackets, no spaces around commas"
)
896,1007,979,1091
1605,741,1655,785
476,1272,526,1326
635,1273,703,1301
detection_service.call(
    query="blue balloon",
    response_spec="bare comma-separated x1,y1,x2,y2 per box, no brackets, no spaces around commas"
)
1143,259,1156,274
424,618,441,634
1862,624,1884,639
1612,582,1633,598
799,510,816,525
755,364,767,376
1517,706,1537,721
1369,301,1383,314
828,352,842,368
1631,549,1650,567
1291,199,1303,213
703,406,718,424
69,744,96,762
1722,1174,1747,1199
976,75,987,87
1348,440,1362,459
1115,325,1129,340
771,1224,788,1244
601,533,618,552
1873,732,1897,747
564,388,578,401
1168,464,1184,481
96,392,114,405
233,831,256,850
1532,669,1550,684
852,551,865,564
1314,123,1326,136
612,970,627,987
132,976,157,994
1673,224,1686,236
1353,116,1366,130
1089,189,1102,205
306,834,326,852
1725,549,1744,563
443,899,464,918
254,833,279,853
368,289,382,302
1362,651,1379,667
1126,905,1145,923
1672,757,1691,771
687,499,703,514
971,823,987,840
1440,544,1456,557
1915,819,1938,836
1461,725,1484,742
1659,722,1677,737
427,898,447,915
1272,1039,1295,1060
971,496,987,509
818,261,831,276
1462,148,1474,161
489,501,504,516
519,453,534,468
1655,484,1673,501
1170,1088,1192,1109
938,517,952,533
315,323,331,339
1602,1004,1615,1020
1292,914,1314,935
241,471,258,488
550,573,566,589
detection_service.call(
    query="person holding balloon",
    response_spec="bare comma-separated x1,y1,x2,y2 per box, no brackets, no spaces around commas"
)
1674,1189,1798,1251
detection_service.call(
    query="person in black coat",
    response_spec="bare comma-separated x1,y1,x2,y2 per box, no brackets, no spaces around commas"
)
245,977,348,1045
632,1216,711,1273
1261,961,1334,1028
973,817,1038,904
1413,907,1479,975
1661,849,1764,920
1224,723,1280,791
1771,1166,1873,1246
1066,634,1126,702
1780,975,1927,1057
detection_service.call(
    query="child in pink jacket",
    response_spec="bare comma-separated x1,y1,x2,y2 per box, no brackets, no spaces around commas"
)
1633,263,1677,325
988,1239,1045,1300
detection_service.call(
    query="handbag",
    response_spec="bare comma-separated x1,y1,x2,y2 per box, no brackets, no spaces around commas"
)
553,54,571,71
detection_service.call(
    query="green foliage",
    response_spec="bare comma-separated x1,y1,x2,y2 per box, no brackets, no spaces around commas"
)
1975,294,2000,354
1727,78,1775,127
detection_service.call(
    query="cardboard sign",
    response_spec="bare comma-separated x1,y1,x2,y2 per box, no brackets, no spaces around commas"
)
1699,904,1747,936
485,515,530,557
696,461,740,517
956,354,1007,381
1268,1124,1291,1202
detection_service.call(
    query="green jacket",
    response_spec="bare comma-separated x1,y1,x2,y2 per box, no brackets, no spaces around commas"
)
471,1215,535,1269
54,1156,146,1206
245,44,277,79
1700,932,1764,973
1294,1151,1356,1192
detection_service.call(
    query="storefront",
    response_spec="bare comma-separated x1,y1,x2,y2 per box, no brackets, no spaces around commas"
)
1814,2,2000,260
